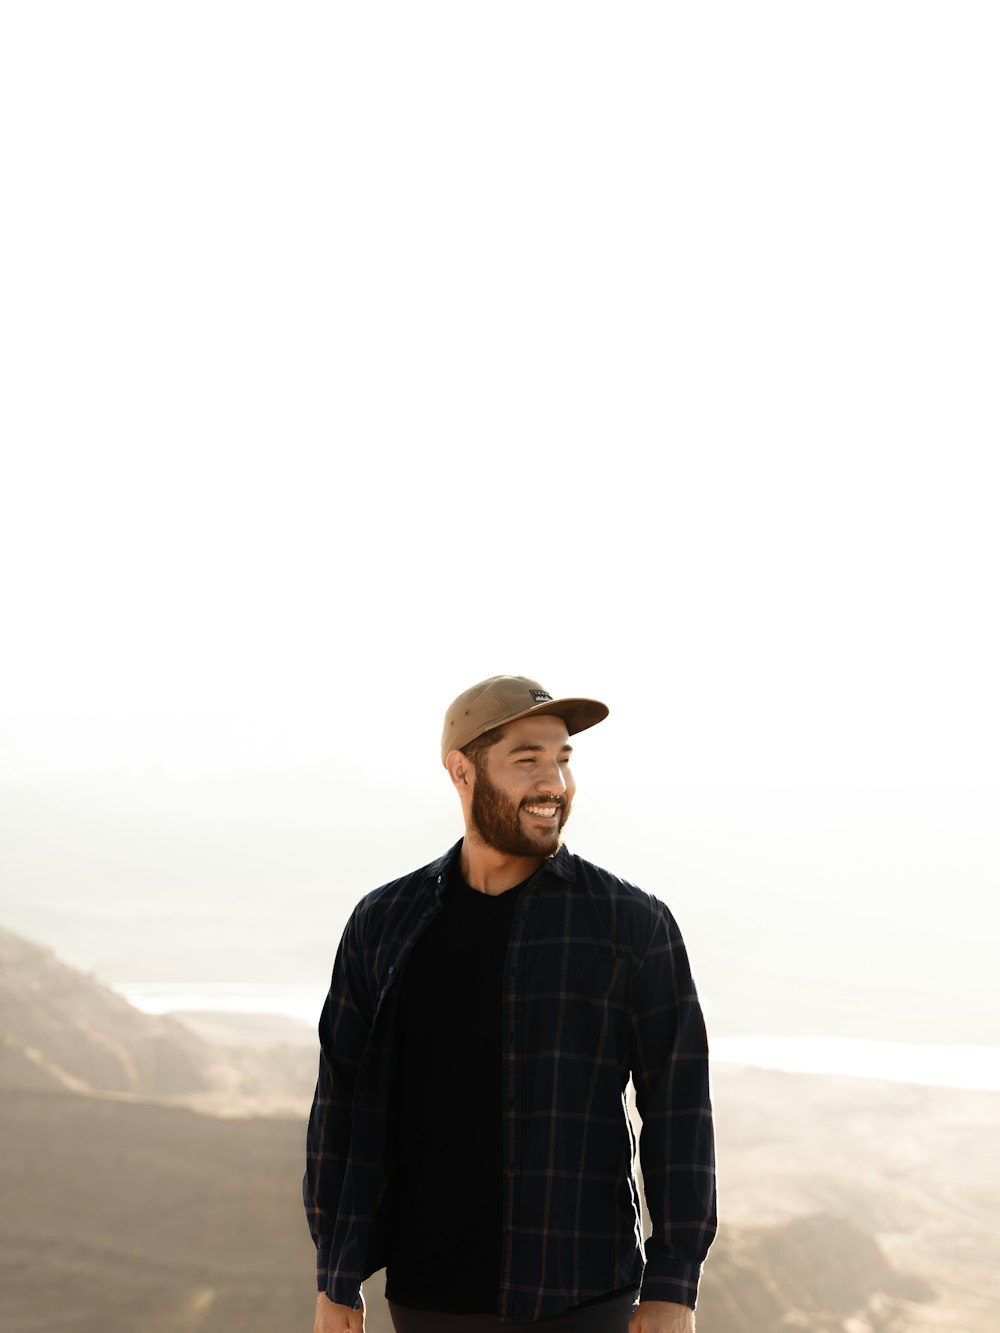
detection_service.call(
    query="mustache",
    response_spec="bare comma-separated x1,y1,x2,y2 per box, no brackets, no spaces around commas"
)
519,795,567,809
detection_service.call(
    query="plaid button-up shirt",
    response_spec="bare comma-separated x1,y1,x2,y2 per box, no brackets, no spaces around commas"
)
304,841,717,1321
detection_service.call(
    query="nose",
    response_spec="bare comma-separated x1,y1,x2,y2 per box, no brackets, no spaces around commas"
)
534,759,568,795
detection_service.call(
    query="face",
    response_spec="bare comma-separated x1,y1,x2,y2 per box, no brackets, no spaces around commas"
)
469,714,576,859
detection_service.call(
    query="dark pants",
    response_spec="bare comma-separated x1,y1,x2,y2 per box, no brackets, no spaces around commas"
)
387,1290,637,1332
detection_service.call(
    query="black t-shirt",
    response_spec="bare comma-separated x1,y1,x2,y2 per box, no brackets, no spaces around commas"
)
385,861,525,1313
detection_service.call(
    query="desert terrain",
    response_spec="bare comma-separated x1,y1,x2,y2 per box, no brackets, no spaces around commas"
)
1,926,997,1333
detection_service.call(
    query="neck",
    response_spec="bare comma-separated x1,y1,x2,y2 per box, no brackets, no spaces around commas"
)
459,831,544,895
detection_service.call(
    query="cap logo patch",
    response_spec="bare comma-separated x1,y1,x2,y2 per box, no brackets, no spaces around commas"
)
530,690,553,703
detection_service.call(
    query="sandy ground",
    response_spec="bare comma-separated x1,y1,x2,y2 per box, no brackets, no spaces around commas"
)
708,1065,1000,1332
3,930,997,1332
2,1064,998,1332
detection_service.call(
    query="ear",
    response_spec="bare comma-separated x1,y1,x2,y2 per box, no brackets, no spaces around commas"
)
445,749,473,792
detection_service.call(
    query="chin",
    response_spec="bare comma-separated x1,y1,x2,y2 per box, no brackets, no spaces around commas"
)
528,829,564,856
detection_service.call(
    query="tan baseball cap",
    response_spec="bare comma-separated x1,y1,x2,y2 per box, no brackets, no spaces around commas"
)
441,675,609,764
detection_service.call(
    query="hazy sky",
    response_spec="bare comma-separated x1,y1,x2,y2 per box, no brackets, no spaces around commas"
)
2,4,997,841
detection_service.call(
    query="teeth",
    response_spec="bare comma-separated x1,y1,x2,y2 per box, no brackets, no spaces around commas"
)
524,805,558,817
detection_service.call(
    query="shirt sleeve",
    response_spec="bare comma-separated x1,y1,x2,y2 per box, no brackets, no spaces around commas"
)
629,898,717,1309
303,904,373,1309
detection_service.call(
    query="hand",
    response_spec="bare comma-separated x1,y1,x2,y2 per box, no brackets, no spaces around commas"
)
628,1300,695,1333
314,1290,365,1333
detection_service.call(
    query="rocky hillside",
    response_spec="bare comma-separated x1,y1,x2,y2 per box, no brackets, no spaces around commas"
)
697,1213,932,1333
0,1085,321,1333
0,926,217,1097
1,927,996,1332
0,1083,935,1333
710,1065,1000,1333
0,927,317,1114
0,1090,961,1333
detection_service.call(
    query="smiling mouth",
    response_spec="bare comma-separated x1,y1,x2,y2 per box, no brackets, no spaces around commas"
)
521,802,563,819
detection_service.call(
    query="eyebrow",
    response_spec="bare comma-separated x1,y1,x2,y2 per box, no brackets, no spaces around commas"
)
507,742,574,756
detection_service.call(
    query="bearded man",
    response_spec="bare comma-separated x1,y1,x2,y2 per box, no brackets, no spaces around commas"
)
305,676,717,1333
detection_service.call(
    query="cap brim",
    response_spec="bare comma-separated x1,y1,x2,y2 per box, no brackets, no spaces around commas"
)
485,696,609,741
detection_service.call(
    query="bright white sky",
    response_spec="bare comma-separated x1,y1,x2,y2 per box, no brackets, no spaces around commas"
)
2,4,997,835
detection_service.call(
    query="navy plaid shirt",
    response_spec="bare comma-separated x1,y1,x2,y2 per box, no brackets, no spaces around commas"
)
304,840,717,1321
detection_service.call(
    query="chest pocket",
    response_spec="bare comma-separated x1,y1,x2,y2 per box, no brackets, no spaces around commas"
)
541,941,628,1060
564,941,626,991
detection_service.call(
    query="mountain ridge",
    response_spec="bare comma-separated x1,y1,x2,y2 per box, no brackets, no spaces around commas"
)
2,925,995,1332
0,925,216,1098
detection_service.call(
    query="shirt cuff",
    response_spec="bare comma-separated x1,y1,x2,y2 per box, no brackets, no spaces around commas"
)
638,1259,703,1310
316,1252,363,1310
317,1279,364,1310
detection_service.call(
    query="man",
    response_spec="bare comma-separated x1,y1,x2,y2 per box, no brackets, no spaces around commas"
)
305,676,716,1332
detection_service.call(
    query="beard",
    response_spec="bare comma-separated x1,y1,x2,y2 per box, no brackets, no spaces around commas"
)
470,767,570,858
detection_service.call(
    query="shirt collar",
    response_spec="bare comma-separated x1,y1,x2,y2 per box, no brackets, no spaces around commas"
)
541,842,577,882
421,838,577,887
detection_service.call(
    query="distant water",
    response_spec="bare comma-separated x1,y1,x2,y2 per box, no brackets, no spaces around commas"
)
712,1035,1000,1093
112,982,1000,1093
113,981,325,1027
